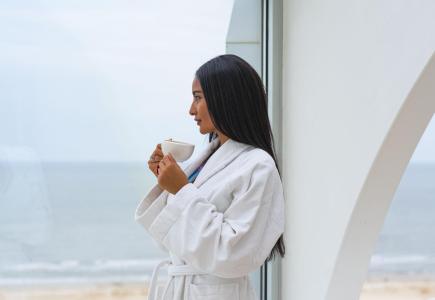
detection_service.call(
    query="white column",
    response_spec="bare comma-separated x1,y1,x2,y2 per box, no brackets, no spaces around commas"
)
281,0,435,299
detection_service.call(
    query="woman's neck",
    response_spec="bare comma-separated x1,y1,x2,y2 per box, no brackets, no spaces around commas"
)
217,133,229,146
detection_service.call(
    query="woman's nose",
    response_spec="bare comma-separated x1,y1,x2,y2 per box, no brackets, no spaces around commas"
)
189,103,196,115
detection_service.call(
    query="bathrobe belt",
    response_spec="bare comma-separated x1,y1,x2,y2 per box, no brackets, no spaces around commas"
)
148,259,208,300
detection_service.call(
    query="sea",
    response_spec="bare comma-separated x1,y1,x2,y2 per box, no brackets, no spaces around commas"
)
0,161,434,286
369,162,435,279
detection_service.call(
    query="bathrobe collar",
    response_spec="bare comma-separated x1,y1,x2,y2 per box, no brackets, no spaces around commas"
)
183,137,252,188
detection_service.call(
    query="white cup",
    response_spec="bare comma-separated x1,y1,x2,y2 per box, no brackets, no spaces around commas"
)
161,139,195,162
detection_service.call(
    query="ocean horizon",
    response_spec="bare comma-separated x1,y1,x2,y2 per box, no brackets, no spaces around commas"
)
0,161,434,286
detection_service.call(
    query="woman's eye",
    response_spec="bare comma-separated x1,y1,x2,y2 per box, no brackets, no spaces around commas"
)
194,96,200,101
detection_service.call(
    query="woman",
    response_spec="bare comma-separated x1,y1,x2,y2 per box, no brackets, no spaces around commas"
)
135,54,285,300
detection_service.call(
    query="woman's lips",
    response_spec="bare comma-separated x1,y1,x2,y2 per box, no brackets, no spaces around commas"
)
196,120,201,125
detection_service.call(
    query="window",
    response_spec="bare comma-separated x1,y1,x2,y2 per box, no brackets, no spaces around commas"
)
0,1,236,297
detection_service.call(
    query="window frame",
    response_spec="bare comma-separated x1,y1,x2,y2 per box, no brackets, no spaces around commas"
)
261,0,283,299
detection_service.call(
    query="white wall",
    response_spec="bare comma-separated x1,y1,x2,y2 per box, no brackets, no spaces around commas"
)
281,1,435,299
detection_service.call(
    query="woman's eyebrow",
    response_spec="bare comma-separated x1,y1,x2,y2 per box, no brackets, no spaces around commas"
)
192,90,203,95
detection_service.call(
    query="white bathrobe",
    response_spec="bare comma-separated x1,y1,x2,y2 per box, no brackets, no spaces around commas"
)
135,137,285,300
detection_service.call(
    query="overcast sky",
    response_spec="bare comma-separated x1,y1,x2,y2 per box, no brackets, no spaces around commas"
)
0,0,434,163
0,0,234,162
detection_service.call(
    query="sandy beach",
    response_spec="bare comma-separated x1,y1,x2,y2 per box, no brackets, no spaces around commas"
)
360,280,435,300
1,280,435,300
0,283,149,300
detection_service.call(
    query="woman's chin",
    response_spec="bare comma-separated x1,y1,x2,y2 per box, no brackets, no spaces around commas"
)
199,128,211,135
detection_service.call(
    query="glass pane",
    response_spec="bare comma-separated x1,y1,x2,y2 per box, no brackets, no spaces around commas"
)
225,0,264,296
0,1,233,298
360,116,435,299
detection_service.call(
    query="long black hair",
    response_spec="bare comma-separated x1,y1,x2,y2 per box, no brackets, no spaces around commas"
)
195,54,285,261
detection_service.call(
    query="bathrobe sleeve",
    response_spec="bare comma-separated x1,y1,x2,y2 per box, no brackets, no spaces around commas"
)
134,184,170,253
136,159,285,278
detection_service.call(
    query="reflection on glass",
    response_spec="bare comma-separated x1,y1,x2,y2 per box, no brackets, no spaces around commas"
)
0,1,234,298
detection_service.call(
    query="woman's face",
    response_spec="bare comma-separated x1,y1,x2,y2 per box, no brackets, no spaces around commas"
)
190,78,215,134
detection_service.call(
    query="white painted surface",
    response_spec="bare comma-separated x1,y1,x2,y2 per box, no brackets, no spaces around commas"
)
281,1,435,299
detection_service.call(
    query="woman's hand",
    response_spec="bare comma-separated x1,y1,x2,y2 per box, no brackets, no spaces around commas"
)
157,154,189,194
148,144,163,177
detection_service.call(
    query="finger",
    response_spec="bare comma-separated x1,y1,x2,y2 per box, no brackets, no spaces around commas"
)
153,148,164,157
152,154,163,161
148,162,158,176
163,155,171,163
149,155,159,161
164,154,173,163
159,160,166,168
150,148,163,158
148,159,159,166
